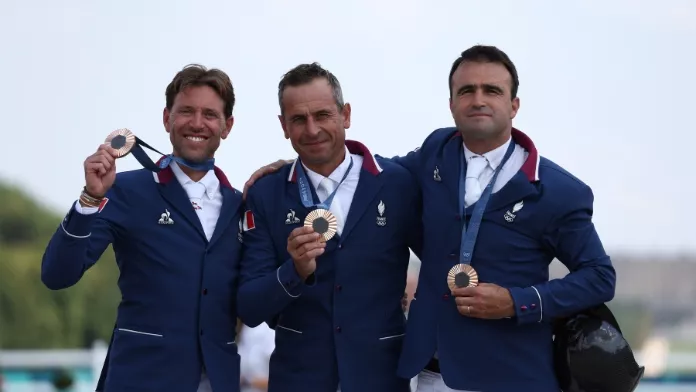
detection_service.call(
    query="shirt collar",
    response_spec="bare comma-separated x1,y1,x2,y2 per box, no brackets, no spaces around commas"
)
463,136,512,171
302,146,352,189
170,161,220,199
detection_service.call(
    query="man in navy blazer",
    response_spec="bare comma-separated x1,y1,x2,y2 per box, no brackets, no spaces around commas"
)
237,63,422,392
244,46,616,392
390,46,616,391
41,65,245,392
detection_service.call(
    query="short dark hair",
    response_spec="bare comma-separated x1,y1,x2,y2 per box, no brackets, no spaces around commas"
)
165,64,235,118
277,62,344,114
448,45,519,99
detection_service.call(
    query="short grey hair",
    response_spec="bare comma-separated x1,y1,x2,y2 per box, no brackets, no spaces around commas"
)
277,62,344,114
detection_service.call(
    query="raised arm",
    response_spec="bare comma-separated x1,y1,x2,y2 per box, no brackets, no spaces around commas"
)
41,144,127,290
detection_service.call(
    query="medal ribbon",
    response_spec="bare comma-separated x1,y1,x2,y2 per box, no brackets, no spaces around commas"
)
295,156,354,210
130,137,215,172
457,140,516,265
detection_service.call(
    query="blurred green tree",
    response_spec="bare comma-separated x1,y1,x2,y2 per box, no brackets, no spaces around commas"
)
0,183,120,349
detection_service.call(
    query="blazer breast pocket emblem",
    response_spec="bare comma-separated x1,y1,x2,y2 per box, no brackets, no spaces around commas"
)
376,200,387,227
285,209,301,224
158,209,174,225
504,201,524,223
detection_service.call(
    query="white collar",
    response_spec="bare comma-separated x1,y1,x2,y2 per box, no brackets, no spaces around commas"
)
170,160,219,199
302,146,353,189
463,136,512,170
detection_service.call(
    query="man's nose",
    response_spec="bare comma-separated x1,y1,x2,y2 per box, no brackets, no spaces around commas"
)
306,118,321,136
190,111,204,128
471,90,487,108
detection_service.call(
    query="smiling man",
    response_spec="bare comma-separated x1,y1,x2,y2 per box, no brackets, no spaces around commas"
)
41,64,245,392
237,62,422,392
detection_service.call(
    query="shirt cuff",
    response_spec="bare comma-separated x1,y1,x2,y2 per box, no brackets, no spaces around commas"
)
74,200,98,215
508,286,543,325
60,201,97,238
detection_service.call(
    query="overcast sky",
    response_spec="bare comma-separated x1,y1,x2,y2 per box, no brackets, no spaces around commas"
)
1,0,694,256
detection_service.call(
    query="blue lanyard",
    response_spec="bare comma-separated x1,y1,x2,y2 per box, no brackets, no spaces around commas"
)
295,156,354,210
457,141,516,265
129,137,215,172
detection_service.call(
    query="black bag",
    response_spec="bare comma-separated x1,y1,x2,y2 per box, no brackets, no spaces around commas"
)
553,303,645,392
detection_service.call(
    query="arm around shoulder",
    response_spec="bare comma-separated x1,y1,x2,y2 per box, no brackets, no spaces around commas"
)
237,186,315,328
508,183,616,325
41,186,128,290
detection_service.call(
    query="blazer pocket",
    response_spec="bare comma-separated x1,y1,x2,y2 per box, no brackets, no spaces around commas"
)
276,325,303,334
378,333,405,341
116,327,164,338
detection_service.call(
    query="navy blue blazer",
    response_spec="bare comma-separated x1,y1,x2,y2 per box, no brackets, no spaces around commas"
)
390,127,616,392
237,141,422,392
41,164,244,392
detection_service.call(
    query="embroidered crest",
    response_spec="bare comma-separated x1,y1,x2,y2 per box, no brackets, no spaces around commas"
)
158,209,174,225
285,209,300,224
504,201,524,223
376,200,387,226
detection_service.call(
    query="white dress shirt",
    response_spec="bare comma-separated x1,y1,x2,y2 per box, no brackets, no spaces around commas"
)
462,136,528,197
170,161,222,241
302,146,363,235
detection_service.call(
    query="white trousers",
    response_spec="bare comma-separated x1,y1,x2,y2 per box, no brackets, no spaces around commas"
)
414,370,479,392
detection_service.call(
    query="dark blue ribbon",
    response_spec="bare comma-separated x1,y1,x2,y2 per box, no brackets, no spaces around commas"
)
130,136,215,172
295,156,354,210
457,140,516,265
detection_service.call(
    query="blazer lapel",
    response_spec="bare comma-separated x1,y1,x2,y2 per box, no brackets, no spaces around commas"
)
286,178,316,219
484,170,539,214
339,168,383,241
157,179,206,241
209,187,242,247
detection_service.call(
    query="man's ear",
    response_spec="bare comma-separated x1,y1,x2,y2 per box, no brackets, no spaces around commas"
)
163,108,171,133
221,116,234,139
341,103,352,129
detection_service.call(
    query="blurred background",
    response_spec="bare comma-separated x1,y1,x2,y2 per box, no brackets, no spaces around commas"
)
1,0,695,391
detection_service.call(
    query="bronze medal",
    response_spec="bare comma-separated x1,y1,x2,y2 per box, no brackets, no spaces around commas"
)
447,264,479,290
105,128,136,158
304,208,338,242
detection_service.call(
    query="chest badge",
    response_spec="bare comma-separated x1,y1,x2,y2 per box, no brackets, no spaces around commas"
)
376,200,387,227
158,209,174,225
433,166,442,182
285,209,301,224
504,201,524,223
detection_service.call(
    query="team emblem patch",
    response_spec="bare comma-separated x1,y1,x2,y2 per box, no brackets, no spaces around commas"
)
242,210,256,231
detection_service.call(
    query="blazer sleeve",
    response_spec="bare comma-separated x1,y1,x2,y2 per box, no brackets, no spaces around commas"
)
508,184,616,325
382,128,445,179
41,185,129,290
237,187,316,328
386,147,423,180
